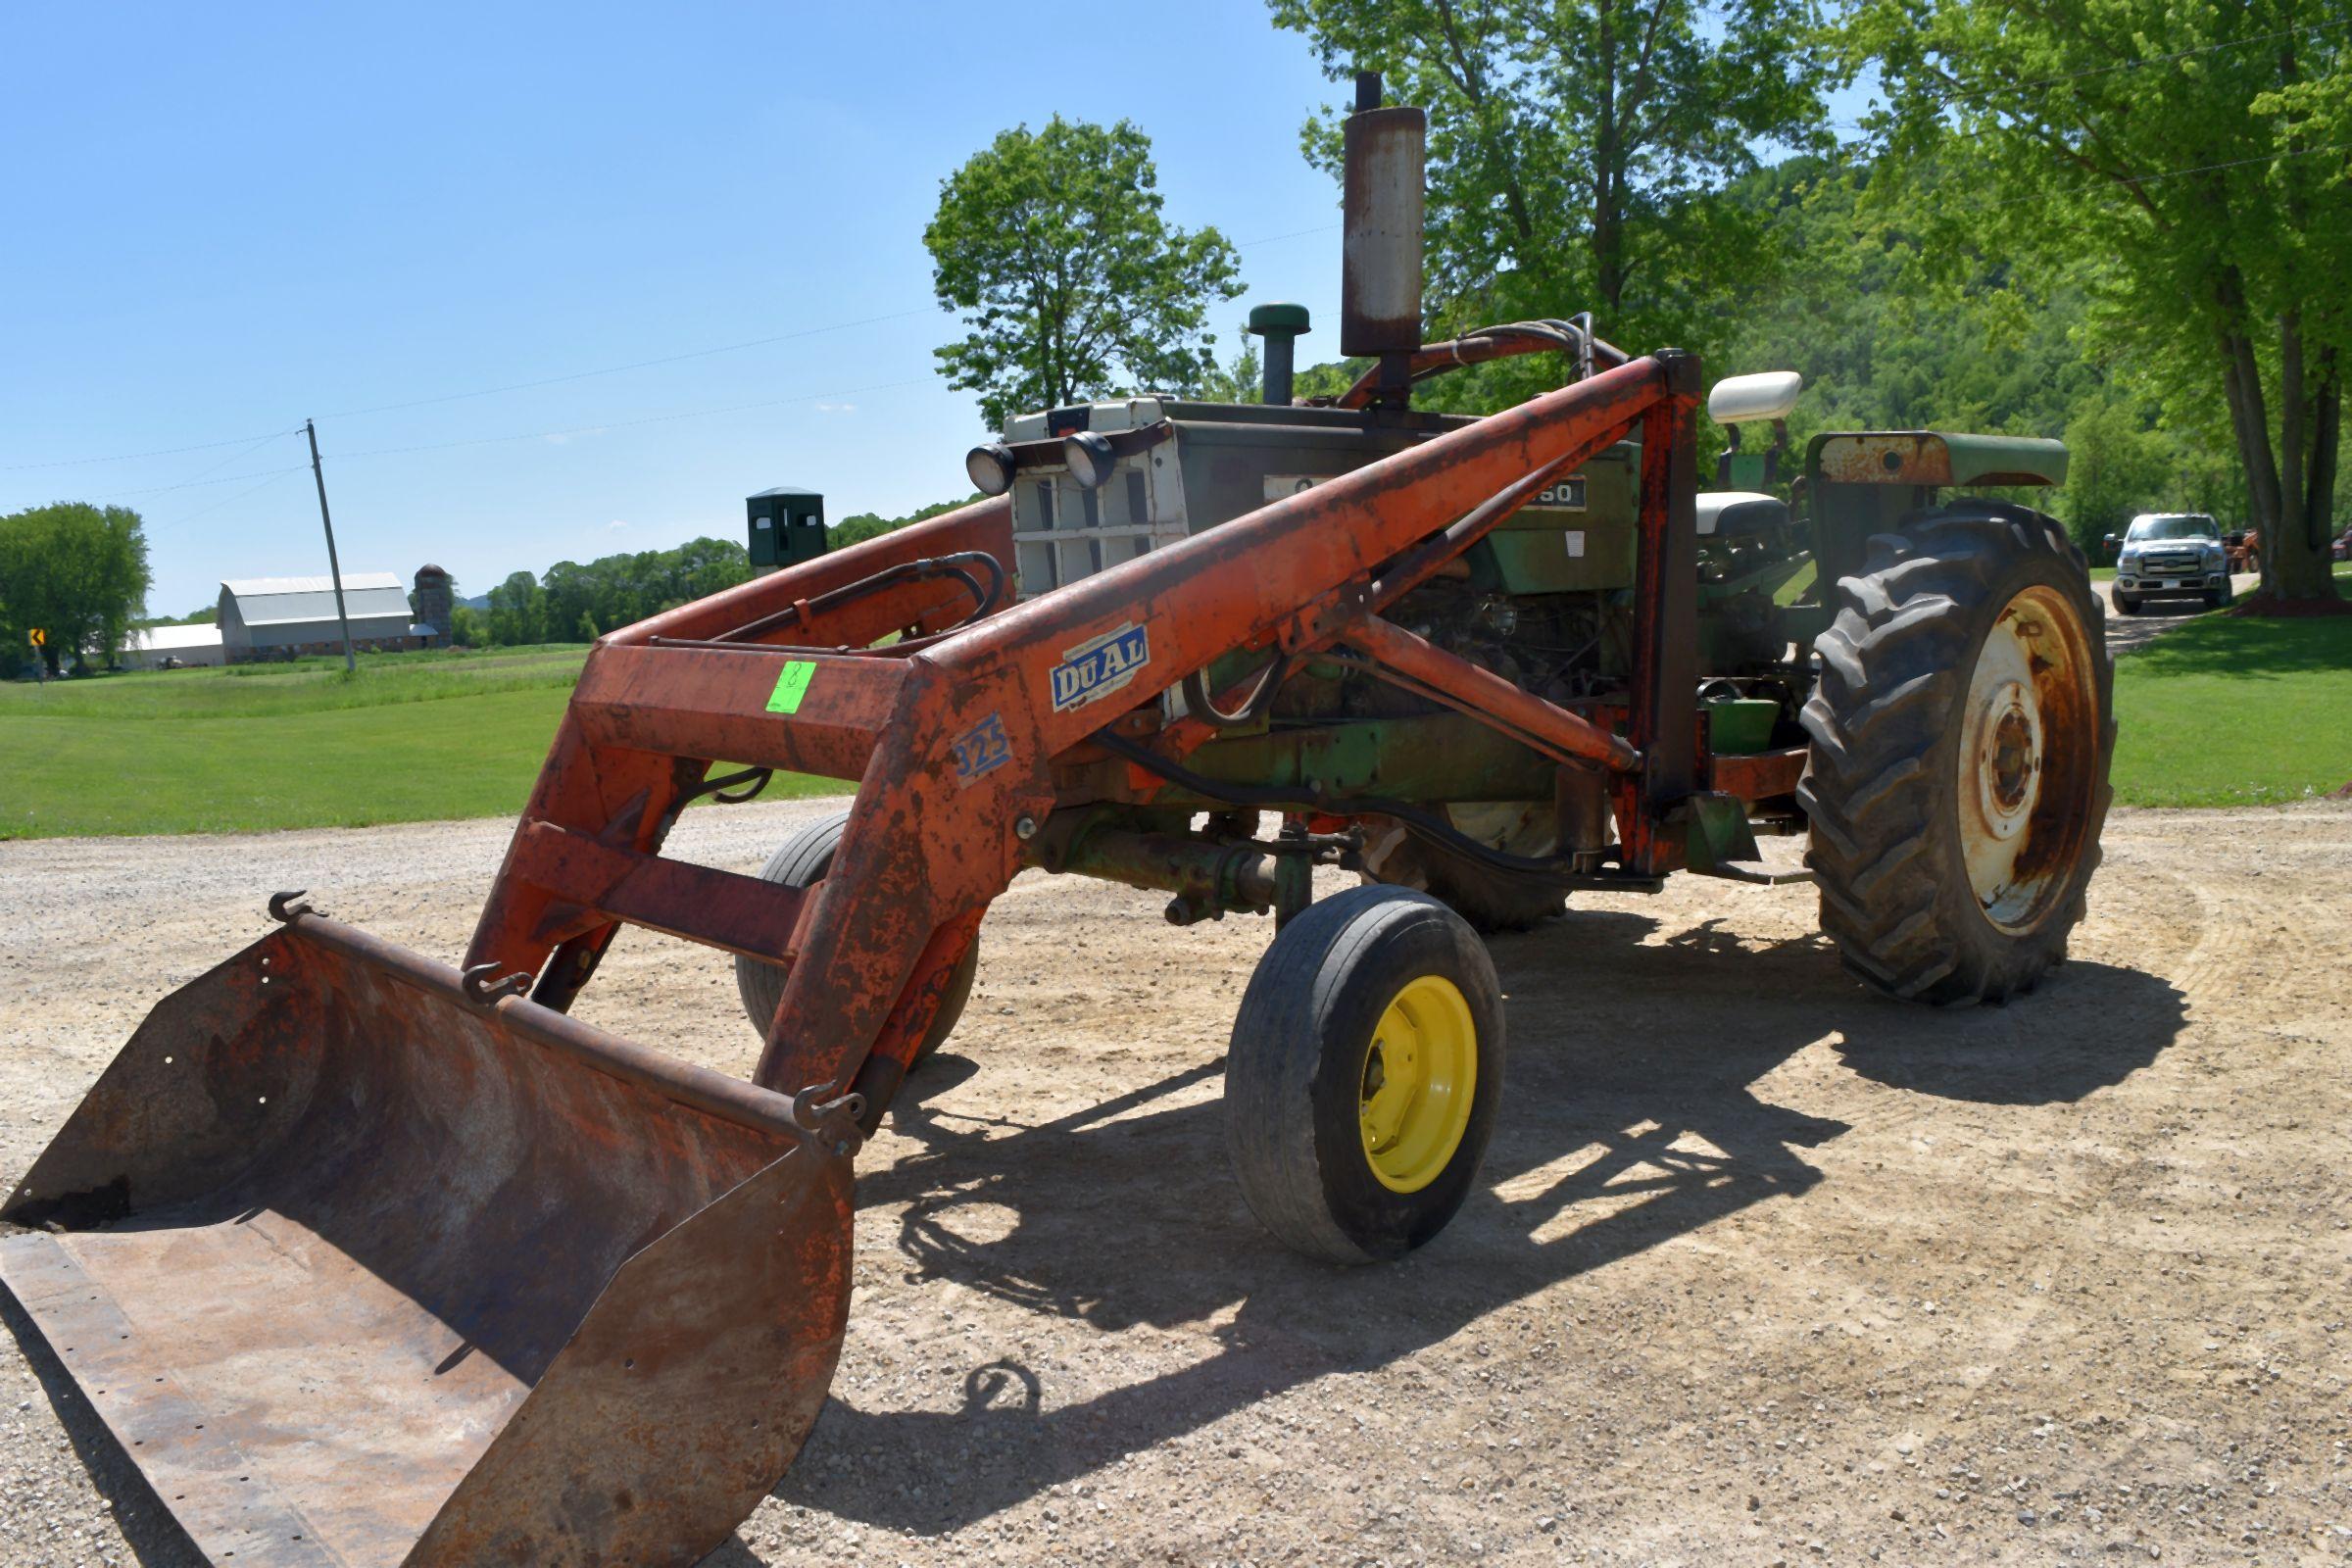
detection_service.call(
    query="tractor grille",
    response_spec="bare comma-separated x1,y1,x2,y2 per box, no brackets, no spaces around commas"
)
1012,464,1187,598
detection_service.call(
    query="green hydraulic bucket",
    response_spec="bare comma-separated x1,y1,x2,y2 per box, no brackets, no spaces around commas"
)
0,904,860,1567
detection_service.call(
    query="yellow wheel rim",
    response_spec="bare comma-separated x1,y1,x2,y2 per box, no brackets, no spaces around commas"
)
1357,974,1478,1194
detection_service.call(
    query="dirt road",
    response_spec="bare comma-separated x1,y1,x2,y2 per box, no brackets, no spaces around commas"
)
2093,573,2260,656
4,800,2349,1566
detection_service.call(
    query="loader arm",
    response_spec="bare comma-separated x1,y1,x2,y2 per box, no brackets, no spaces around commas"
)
462,350,1702,1120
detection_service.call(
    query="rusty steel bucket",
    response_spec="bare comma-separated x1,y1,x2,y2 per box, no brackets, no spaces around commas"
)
0,907,858,1568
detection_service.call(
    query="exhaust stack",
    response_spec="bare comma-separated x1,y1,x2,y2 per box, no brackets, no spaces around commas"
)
1340,70,1426,406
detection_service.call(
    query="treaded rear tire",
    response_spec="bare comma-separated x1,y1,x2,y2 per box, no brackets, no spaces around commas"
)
735,810,978,1063
1797,503,2114,1005
1225,886,1504,1263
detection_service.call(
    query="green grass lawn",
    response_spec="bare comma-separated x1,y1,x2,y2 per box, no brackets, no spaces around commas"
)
8,577,2349,834
2110,608,2352,808
0,646,848,838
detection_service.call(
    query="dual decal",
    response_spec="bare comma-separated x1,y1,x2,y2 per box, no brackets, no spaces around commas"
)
1048,621,1151,713
953,621,1151,788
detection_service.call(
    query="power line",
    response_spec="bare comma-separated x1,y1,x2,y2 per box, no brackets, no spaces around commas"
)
1971,137,2352,211
318,223,1334,421
88,464,313,500
1241,221,1341,246
0,426,300,472
326,375,938,462
162,427,300,491
149,466,306,533
313,307,934,420
10,219,1346,473
77,371,935,495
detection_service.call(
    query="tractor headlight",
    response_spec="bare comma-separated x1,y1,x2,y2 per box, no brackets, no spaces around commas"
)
1063,431,1116,490
965,442,1017,497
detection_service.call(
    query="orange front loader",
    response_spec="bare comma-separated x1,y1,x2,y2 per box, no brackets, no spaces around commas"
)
1,350,1711,1566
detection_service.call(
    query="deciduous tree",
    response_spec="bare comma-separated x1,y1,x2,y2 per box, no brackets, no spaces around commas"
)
0,502,151,674
1848,0,2347,607
1269,0,1833,406
926,118,1245,429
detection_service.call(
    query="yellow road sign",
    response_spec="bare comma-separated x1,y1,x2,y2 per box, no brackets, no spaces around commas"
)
26,628,43,648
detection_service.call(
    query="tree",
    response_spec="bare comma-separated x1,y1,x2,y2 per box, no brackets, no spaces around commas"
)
0,502,151,675
926,117,1245,429
1269,0,1833,405
829,496,984,552
2060,397,2178,558
1197,330,1265,405
473,540,756,645
1848,0,2347,607
485,570,546,647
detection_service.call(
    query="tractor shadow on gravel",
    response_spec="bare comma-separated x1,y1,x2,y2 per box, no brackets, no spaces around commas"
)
745,906,2185,1544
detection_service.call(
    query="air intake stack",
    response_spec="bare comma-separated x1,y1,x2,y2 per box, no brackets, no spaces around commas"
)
1340,70,1426,407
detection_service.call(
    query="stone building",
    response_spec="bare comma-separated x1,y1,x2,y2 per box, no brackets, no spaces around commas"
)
412,564,455,644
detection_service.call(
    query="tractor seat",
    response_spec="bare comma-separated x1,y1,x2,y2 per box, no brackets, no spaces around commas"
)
1695,490,1788,537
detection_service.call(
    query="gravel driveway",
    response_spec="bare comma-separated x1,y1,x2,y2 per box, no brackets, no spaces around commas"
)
4,799,2350,1565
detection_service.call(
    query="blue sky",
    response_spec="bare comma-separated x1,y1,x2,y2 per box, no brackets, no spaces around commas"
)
1,1,1362,614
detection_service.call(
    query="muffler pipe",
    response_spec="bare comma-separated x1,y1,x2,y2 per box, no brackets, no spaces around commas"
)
1340,70,1427,406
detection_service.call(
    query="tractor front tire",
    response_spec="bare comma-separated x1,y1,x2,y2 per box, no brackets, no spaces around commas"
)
735,810,979,1064
1798,504,2114,1005
1226,887,1504,1263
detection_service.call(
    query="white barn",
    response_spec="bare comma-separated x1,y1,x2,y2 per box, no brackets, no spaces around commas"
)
218,573,423,662
120,621,227,669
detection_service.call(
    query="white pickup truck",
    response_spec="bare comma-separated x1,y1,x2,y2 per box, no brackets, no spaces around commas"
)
2107,512,2232,614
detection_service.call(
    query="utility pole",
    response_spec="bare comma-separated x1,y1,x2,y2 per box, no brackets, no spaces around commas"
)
303,418,357,674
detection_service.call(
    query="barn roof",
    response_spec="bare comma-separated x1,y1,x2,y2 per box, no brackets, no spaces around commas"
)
222,573,411,626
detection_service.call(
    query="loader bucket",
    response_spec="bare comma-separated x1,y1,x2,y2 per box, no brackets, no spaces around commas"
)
0,909,858,1568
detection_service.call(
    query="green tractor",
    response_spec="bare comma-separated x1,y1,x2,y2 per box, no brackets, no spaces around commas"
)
731,79,2116,1258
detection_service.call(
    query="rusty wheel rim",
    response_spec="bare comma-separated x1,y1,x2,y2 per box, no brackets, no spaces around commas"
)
1957,583,2097,934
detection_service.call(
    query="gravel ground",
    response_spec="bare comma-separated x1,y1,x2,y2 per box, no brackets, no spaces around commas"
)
4,798,2350,1566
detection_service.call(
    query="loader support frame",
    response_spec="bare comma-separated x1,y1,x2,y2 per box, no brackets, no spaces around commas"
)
462,351,1708,1121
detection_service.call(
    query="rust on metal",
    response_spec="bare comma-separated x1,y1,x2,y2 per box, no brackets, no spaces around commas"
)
1623,355,1705,875
1339,104,1426,359
1811,432,1957,487
568,643,908,782
508,818,809,960
1346,614,1642,773
1335,325,1633,411
0,913,855,1567
1707,745,1807,805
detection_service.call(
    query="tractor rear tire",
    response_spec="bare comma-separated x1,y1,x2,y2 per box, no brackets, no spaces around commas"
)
1797,503,2114,1005
1360,807,1566,934
734,810,979,1064
1225,886,1504,1264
